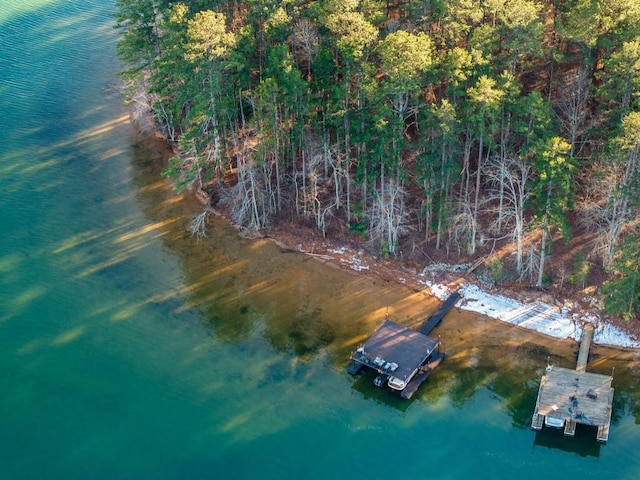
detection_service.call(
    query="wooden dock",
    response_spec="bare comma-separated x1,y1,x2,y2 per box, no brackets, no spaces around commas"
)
348,290,459,398
347,360,364,375
531,323,614,443
349,318,440,387
400,353,444,399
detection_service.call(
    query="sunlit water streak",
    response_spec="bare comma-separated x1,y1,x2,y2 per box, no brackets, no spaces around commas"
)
1,1,640,479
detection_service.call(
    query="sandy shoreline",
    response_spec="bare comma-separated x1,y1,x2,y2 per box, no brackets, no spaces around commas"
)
296,242,640,349
154,127,640,350
132,82,640,353
135,107,640,352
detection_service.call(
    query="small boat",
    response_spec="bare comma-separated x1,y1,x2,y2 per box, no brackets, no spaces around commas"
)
387,376,407,391
544,416,565,429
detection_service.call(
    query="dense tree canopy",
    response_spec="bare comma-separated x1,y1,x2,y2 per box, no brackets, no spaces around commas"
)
116,0,640,320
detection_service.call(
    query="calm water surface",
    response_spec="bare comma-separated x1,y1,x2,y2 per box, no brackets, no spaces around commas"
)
1,1,640,479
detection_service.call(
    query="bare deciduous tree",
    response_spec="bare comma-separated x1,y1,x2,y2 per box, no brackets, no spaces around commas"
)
368,178,410,256
304,149,338,238
189,204,211,238
289,18,319,77
485,155,532,272
578,113,640,268
520,241,541,285
556,67,590,158
447,196,475,257
225,154,268,230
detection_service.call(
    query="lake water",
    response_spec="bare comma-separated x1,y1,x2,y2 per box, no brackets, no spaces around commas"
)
1,1,640,479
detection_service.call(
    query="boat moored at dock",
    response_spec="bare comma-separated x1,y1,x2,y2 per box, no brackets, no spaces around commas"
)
531,323,614,443
347,291,459,398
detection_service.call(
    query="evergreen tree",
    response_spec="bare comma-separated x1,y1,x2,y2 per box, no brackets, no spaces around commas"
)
602,234,640,320
529,136,576,287
112,0,640,322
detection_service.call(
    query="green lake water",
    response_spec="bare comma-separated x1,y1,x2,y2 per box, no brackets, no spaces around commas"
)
1,1,640,479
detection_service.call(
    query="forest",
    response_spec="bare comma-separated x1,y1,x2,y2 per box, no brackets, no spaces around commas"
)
115,0,640,321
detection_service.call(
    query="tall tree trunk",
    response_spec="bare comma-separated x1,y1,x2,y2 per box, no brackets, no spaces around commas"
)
471,132,484,255
272,95,282,212
208,66,223,183
537,215,549,288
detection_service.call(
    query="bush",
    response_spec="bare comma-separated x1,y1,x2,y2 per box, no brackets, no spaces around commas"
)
602,236,640,321
488,258,506,283
569,251,590,288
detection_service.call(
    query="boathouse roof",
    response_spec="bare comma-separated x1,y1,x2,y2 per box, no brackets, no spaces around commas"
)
352,319,439,382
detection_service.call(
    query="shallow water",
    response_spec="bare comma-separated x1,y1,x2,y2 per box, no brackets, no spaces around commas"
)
1,1,640,479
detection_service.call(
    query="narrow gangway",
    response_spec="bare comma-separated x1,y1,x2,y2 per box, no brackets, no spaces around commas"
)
576,323,594,372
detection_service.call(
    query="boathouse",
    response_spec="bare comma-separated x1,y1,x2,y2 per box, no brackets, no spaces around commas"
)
531,323,614,442
347,291,459,399
349,319,440,395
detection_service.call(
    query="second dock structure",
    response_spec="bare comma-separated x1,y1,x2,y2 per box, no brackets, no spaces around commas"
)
531,323,614,443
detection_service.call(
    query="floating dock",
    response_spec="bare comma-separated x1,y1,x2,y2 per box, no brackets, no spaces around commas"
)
347,291,459,398
531,323,614,443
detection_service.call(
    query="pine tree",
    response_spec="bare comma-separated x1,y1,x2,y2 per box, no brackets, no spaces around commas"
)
602,235,640,320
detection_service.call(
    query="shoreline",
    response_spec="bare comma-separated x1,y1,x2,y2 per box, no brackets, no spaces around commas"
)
258,223,640,350
135,118,640,351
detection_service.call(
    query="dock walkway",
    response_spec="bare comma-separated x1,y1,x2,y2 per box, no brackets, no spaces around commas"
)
420,291,460,336
576,323,594,372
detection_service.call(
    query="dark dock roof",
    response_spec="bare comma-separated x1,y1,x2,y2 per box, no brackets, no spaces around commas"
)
347,291,459,398
351,319,439,385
